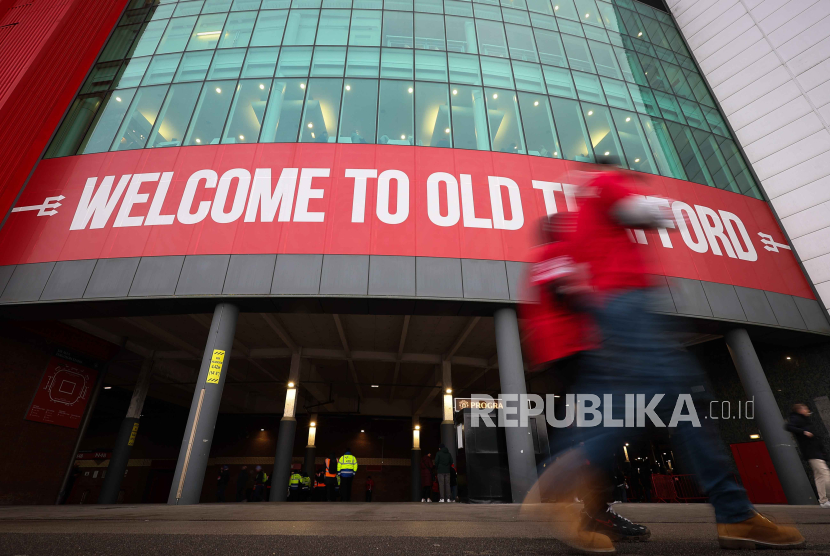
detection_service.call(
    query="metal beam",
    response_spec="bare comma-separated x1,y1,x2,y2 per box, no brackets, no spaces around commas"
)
124,317,202,357
457,355,499,392
389,315,410,402
260,313,298,353
413,366,442,416
445,317,481,360
332,314,363,400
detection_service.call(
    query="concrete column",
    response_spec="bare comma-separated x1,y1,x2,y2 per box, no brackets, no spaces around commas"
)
725,329,816,505
271,351,302,502
440,360,457,464
412,416,421,501
168,303,239,505
99,357,155,504
494,307,540,504
304,413,318,478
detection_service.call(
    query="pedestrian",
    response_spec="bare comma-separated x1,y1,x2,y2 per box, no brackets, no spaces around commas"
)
216,464,230,502
324,452,338,501
314,469,327,501
434,444,453,502
236,465,250,502
337,448,358,501
420,452,434,502
449,464,457,503
538,159,804,552
365,475,374,502
288,468,301,501
253,465,266,502
786,403,830,508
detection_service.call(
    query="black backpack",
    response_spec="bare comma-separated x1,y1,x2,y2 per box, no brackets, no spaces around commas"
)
327,457,337,475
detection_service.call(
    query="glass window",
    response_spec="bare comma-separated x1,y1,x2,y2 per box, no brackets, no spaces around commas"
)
186,13,228,51
324,0,351,5
474,4,502,21
251,10,288,46
505,23,538,62
587,40,621,79
208,48,246,79
638,114,686,180
543,65,576,98
354,0,383,7
653,91,685,124
610,108,657,174
132,20,169,57
115,57,152,89
261,78,307,141
148,82,202,147
381,49,414,78
503,8,530,26
81,63,123,94
575,0,602,27
316,10,350,45
628,83,660,116
444,0,472,16
284,10,319,45
445,16,477,54
557,18,584,37
481,57,513,88
552,0,579,21
638,53,670,92
416,50,449,81
377,80,414,144
299,78,342,142
667,121,712,186
222,79,272,143
512,61,545,92
518,91,560,157
81,90,137,153
156,16,198,54
527,0,553,15
654,45,677,65
530,12,558,31
175,51,215,82
702,105,728,137
383,11,414,48
678,97,708,131
311,46,347,76
415,0,443,13
694,130,737,192
149,4,176,20
561,34,595,73
600,76,632,109
684,69,715,107
485,87,524,153
233,0,263,9
294,0,322,7
349,10,382,46
46,97,105,158
476,20,508,58
386,0,412,10
549,96,592,161
415,13,446,50
184,81,237,145
219,11,257,48
174,1,205,16
112,85,169,151
718,137,759,197
142,53,182,85
202,0,233,12
450,85,489,150
276,46,313,76
241,47,280,77
615,46,647,85
415,81,451,147
581,103,625,164
346,47,380,76
596,1,621,33
448,52,481,84
572,71,605,104
99,24,143,62
584,25,609,44
534,29,567,67
339,79,377,143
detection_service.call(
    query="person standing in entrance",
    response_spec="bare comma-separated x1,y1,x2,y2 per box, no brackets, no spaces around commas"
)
420,452,434,502
786,403,830,508
434,444,453,503
324,452,338,501
338,448,358,501
236,465,250,502
253,465,267,502
365,475,374,502
216,465,230,502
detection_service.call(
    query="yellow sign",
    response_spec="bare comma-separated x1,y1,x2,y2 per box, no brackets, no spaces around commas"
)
206,349,225,384
127,422,139,446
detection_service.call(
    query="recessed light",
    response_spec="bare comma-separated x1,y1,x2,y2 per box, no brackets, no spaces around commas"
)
452,89,458,95
587,110,593,116
310,422,316,427
259,84,265,89
371,384,379,388
445,128,450,133
239,135,244,140
361,429,365,433
401,134,406,140
308,123,313,128
634,158,640,162
446,388,452,394
115,97,122,102
786,356,791,360
604,151,610,156
585,12,590,17
554,5,559,10
288,382,295,388
261,428,265,431
346,85,351,90
215,87,222,93
626,117,631,122
104,386,112,390
408,87,413,93
197,31,221,36
492,93,498,99
195,138,201,143
534,101,539,106
300,83,306,89
638,32,643,37
750,434,760,439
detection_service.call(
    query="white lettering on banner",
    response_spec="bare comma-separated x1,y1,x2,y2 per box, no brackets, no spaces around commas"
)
489,176,524,230
648,196,674,248
720,210,757,262
70,175,131,230
672,201,708,254
244,168,298,223
293,168,328,222
695,205,737,258
345,169,376,223
177,169,217,225
145,172,175,226
114,173,160,228
461,174,492,228
212,169,250,224
376,169,408,225
532,180,562,215
426,172,460,227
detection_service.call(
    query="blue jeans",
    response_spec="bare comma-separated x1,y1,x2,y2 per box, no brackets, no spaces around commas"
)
567,288,754,524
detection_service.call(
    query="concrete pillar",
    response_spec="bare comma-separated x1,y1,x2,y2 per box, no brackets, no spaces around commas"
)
168,303,239,505
271,351,302,502
440,360,458,465
494,307,540,504
304,413,318,478
99,357,155,504
412,415,421,501
725,329,817,505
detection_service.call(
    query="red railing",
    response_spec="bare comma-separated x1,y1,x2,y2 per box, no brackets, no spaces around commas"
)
651,474,708,503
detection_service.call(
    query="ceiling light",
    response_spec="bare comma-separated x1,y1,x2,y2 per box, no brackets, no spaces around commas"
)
197,31,221,36
308,123,313,128
261,428,265,431
786,356,792,360
750,434,760,439
585,12,590,17
311,132,315,138
554,5,559,9
259,83,265,89
634,158,640,162
638,32,643,37
625,117,631,122
288,382,295,388
401,134,406,140
104,386,112,390
446,388,452,394
408,87,413,93
534,100,539,106
300,83,306,89
604,151,610,156
492,93,498,99
553,151,558,156
195,138,201,143
239,135,244,140
553,395,560,398
587,110,593,115
215,87,222,93
115,97,122,102
415,425,421,430
452,89,458,95
625,443,629,446
371,384,379,388
346,84,351,90
361,429,365,433
445,128,450,133
310,422,316,427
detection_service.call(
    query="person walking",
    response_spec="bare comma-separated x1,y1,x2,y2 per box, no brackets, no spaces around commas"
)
365,475,374,502
449,464,457,503
420,452,434,502
253,465,267,502
216,465,230,502
324,452,338,501
236,465,250,502
786,403,830,508
338,448,358,501
434,444,453,503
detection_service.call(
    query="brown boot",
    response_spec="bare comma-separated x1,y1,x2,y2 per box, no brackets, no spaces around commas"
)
717,512,805,549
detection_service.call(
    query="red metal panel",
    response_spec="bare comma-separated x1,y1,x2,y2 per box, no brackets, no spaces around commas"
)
730,441,787,504
0,0,128,226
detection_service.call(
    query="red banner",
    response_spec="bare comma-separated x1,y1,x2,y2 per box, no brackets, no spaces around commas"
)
0,143,812,299
25,356,98,428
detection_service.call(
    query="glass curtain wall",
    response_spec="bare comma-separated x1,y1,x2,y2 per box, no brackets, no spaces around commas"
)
46,0,762,199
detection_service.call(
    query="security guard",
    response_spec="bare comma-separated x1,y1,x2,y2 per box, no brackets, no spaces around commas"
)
300,472,311,501
337,447,358,501
324,452,338,501
288,469,302,501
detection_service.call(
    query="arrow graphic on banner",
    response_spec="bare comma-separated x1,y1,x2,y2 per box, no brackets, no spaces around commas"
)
11,195,65,216
758,232,792,253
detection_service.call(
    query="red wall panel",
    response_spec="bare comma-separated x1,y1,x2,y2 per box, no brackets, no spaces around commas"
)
0,0,128,226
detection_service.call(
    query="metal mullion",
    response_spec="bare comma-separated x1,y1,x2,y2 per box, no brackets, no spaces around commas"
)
178,81,209,145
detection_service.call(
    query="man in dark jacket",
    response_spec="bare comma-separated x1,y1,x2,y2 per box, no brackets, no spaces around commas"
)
434,444,453,502
236,465,249,502
216,465,230,502
786,404,830,508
